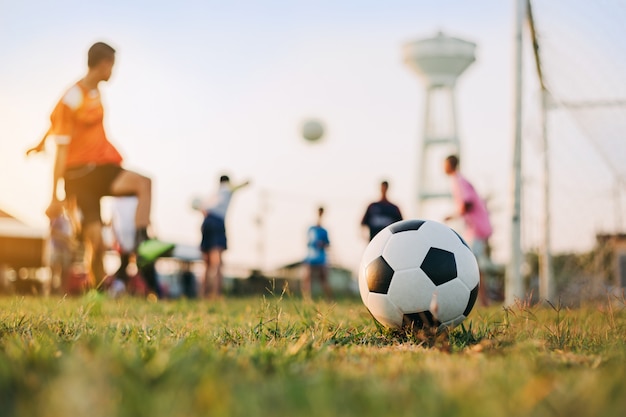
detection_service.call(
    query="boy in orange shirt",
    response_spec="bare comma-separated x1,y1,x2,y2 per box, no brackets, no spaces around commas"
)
27,42,153,288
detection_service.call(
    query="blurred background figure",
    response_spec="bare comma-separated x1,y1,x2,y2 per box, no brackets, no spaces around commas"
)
361,180,403,241
109,196,138,295
195,174,250,299
303,206,332,300
47,202,74,294
444,154,493,306
109,196,171,298
180,261,198,299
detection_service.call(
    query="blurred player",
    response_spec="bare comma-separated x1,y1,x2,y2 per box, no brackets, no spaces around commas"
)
27,42,154,287
108,196,137,295
303,206,332,300
109,196,171,298
47,202,74,294
444,154,493,306
194,175,250,299
361,180,403,241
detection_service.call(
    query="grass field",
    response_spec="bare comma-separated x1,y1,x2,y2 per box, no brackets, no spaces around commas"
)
1,290,625,417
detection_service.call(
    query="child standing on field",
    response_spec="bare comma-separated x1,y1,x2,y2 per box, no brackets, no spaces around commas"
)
48,203,74,294
194,174,250,299
303,206,333,300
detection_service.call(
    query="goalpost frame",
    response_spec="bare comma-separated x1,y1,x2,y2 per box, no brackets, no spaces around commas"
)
505,0,527,306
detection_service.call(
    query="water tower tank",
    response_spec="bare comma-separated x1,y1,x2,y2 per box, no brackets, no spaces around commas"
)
403,32,476,219
404,32,476,87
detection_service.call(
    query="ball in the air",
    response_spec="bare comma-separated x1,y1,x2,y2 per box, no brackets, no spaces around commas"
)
358,219,480,332
191,197,203,211
301,119,324,142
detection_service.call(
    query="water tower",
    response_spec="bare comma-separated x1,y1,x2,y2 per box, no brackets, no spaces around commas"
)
403,32,476,219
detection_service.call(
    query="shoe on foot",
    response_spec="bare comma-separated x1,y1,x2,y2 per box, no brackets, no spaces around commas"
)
137,239,175,267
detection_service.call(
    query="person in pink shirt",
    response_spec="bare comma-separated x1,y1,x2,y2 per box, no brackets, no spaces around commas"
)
444,154,493,306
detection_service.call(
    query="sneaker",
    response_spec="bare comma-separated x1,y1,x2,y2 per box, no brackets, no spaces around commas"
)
136,239,175,267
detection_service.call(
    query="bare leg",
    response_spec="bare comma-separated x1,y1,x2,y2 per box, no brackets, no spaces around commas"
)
60,255,71,294
115,252,131,284
207,248,224,299
110,170,152,228
50,255,70,295
83,222,105,289
50,260,61,294
302,265,312,300
319,266,333,300
202,252,211,298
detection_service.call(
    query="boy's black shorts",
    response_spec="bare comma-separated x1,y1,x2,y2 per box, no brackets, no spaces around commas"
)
64,163,123,226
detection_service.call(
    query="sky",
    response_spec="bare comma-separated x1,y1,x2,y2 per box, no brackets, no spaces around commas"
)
1,0,624,274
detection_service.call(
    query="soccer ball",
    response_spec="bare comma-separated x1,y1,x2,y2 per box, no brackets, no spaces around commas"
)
358,219,479,331
191,197,203,211
301,119,324,142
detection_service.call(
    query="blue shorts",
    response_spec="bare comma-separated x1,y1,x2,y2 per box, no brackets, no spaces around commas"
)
200,214,227,252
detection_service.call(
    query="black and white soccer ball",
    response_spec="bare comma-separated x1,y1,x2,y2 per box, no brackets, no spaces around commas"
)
358,219,479,331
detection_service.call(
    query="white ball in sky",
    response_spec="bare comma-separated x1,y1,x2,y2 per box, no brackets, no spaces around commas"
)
301,119,325,142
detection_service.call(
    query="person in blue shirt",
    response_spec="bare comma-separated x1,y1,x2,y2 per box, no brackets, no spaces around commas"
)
303,206,332,300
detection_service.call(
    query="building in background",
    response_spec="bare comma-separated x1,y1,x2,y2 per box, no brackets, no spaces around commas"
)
0,209,48,294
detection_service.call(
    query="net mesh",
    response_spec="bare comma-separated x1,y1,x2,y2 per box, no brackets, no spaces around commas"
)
523,0,626,300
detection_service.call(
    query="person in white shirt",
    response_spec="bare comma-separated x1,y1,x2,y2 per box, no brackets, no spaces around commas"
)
195,175,250,298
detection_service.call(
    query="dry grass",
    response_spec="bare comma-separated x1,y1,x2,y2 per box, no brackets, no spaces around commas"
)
0,291,625,417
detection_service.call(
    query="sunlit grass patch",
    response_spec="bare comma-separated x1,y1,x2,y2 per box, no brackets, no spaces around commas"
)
1,293,625,417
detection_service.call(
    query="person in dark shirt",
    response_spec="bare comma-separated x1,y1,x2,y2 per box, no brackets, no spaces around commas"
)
361,180,403,241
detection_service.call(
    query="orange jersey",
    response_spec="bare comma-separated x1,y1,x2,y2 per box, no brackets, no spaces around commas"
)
48,83,123,169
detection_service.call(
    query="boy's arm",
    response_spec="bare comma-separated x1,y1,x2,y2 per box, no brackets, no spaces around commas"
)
45,144,68,219
232,180,251,192
25,127,52,156
51,144,68,201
